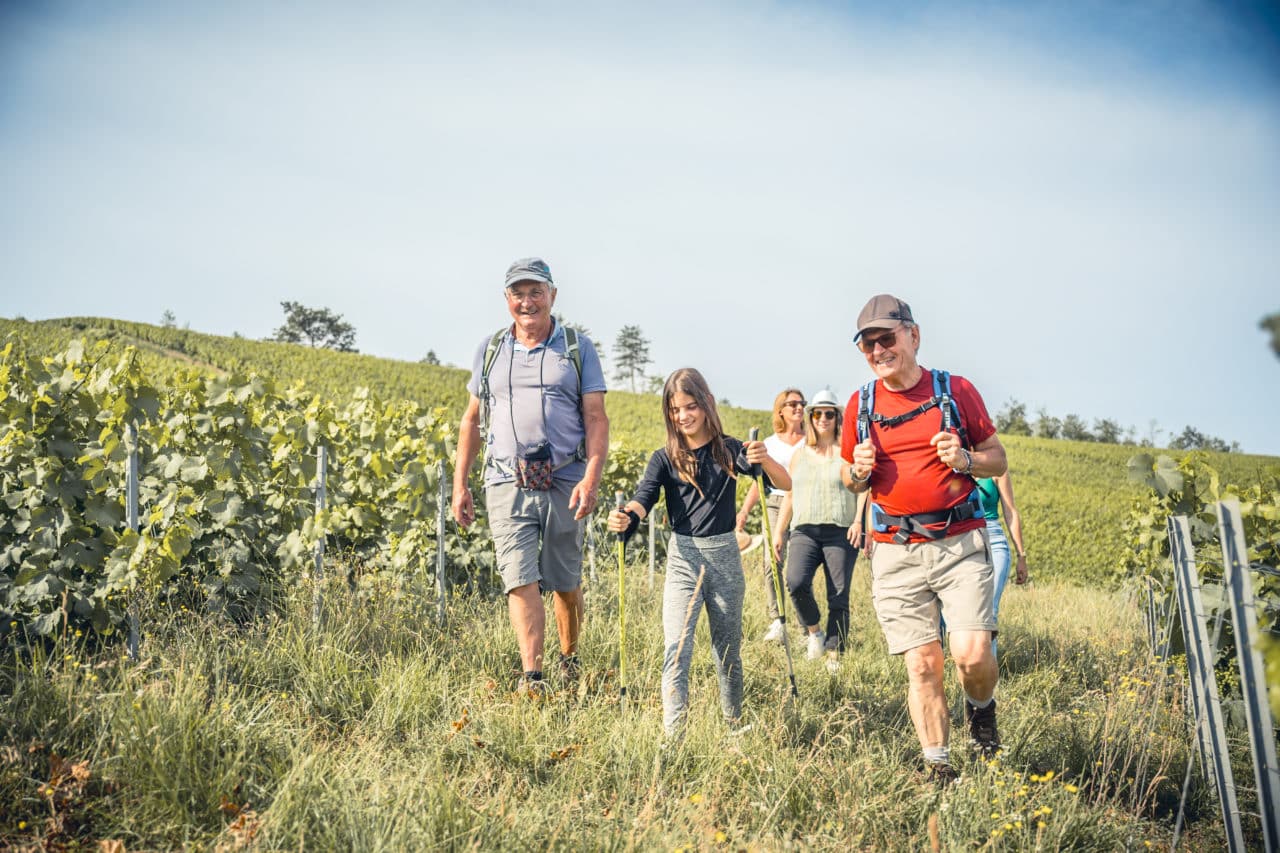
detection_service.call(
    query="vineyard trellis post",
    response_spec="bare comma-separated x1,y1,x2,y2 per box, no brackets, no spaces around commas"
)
313,445,326,628
1168,515,1245,852
126,421,140,662
436,459,448,627
1216,499,1280,853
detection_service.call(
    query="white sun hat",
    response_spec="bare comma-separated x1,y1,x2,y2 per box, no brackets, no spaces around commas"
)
804,388,841,416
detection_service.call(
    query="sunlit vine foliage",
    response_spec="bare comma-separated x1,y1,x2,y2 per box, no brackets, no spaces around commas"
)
1124,451,1280,718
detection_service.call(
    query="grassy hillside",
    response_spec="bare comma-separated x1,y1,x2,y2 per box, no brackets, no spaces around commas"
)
3,315,1277,590
0,566,1234,850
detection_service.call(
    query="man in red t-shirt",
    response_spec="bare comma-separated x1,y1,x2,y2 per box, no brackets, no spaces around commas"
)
840,294,1008,785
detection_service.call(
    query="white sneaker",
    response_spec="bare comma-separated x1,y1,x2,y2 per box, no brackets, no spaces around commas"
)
825,651,841,673
762,619,785,643
807,631,826,660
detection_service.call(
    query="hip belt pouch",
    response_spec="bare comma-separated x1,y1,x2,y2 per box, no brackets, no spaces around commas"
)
514,441,553,490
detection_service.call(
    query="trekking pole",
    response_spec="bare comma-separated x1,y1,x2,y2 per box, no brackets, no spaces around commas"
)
749,428,799,700
615,491,628,712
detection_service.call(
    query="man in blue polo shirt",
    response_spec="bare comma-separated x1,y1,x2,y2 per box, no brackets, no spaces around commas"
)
452,257,610,696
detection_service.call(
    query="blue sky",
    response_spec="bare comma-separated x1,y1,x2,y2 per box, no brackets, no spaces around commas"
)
3,1,1278,454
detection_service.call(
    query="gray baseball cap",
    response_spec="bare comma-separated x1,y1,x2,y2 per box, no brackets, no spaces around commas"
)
504,257,554,288
854,294,913,342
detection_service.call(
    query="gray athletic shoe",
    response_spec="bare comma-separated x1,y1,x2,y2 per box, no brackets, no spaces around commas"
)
926,762,960,787
516,674,549,700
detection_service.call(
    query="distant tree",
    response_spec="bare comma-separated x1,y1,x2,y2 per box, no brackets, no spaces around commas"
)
272,301,357,352
1093,418,1123,444
645,374,665,395
994,398,1032,436
612,325,652,392
421,350,440,365
161,309,177,328
1060,414,1094,442
1263,312,1280,359
1033,407,1061,440
1141,419,1163,448
1169,426,1239,453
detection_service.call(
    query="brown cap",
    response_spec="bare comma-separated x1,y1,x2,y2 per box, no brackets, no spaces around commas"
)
855,294,913,341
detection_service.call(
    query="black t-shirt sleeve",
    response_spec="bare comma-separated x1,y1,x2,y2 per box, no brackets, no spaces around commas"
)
632,449,667,514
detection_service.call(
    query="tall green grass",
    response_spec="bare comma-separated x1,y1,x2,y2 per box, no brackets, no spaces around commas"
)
2,554,1228,850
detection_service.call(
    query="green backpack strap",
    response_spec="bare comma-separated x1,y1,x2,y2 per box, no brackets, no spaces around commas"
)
563,325,583,389
479,327,507,444
562,325,587,462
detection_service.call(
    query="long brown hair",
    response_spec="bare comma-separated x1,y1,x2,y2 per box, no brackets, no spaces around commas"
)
662,368,735,497
771,387,805,434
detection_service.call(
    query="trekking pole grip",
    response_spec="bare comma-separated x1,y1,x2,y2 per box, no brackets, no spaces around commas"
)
614,492,625,543
748,427,762,477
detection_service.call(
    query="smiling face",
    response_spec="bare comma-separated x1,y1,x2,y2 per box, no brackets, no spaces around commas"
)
505,280,556,340
811,407,837,434
667,391,711,446
779,392,806,432
859,322,921,390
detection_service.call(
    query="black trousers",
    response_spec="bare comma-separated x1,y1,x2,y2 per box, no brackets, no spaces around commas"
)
785,523,858,651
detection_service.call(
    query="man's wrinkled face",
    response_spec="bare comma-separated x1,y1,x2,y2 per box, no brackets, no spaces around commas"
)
859,323,919,383
506,281,556,328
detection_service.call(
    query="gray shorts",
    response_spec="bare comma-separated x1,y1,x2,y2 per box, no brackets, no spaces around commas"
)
486,479,584,594
869,526,995,654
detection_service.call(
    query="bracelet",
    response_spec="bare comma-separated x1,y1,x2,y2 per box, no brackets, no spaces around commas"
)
952,448,973,475
849,463,870,484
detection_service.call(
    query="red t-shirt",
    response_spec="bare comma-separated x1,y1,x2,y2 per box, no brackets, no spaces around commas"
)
840,369,996,544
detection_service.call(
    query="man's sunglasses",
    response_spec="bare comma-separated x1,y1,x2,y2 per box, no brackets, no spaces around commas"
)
856,327,901,354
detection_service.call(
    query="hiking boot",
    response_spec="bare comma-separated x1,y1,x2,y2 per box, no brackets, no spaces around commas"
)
926,762,960,787
806,631,826,660
558,654,581,684
965,698,1000,758
516,672,548,700
762,619,785,643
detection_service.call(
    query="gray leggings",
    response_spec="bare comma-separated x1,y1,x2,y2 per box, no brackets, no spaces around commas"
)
662,531,745,734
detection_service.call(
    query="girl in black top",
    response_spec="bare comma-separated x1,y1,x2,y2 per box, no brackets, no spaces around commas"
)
608,368,790,736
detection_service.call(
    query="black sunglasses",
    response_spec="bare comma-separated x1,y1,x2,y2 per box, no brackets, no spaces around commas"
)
856,327,901,354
